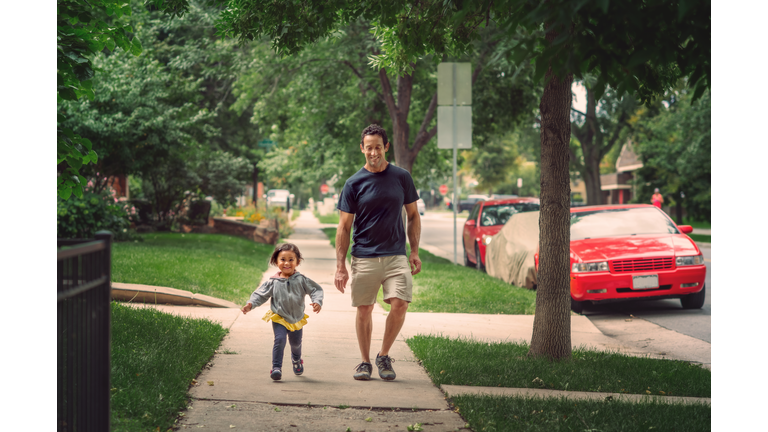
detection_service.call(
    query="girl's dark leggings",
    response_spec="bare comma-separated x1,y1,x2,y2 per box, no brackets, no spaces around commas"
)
272,321,302,369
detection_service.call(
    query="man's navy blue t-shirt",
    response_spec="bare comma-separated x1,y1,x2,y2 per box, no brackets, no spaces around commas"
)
337,164,419,258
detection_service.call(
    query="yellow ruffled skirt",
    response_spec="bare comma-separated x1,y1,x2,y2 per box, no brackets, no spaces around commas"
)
262,310,309,331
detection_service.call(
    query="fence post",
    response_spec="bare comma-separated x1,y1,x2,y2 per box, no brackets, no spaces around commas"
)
94,230,113,431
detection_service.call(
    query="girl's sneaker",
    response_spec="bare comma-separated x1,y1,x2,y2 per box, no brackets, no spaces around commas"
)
270,368,282,381
292,359,304,375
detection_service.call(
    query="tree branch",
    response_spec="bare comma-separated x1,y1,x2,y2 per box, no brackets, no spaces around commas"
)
340,60,384,100
379,68,399,119
413,92,438,153
571,107,587,117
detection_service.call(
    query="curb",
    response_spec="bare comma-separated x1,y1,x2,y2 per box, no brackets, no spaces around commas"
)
111,282,240,308
440,385,711,406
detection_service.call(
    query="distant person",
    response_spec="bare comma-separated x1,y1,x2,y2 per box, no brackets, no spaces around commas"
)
651,188,664,209
335,124,422,381
241,243,324,381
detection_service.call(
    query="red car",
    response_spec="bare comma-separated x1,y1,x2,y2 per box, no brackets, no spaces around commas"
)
463,197,541,270
534,204,707,313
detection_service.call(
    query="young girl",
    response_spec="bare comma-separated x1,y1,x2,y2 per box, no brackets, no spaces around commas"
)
241,243,324,381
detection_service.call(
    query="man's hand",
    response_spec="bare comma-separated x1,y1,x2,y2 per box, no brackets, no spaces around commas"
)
409,252,422,276
241,303,253,314
335,267,349,293
310,303,322,313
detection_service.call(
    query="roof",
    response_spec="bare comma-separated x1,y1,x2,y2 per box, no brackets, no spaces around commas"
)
615,140,643,172
482,197,540,206
570,204,653,213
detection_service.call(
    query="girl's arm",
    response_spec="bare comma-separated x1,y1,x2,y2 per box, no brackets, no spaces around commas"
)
246,280,274,309
303,276,324,307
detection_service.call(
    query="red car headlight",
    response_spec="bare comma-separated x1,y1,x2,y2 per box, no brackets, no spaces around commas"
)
572,262,609,273
676,254,704,266
481,234,493,245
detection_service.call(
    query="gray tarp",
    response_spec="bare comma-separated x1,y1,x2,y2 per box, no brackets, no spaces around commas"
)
485,210,539,289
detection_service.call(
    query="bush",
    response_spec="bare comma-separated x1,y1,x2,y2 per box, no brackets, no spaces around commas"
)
224,201,294,239
57,181,138,241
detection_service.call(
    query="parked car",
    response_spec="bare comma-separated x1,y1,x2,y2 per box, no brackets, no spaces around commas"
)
447,194,489,212
462,197,541,271
416,198,425,216
533,204,707,313
489,194,518,200
266,189,291,209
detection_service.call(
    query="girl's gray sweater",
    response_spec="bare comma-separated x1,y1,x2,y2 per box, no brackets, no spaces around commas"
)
246,271,324,324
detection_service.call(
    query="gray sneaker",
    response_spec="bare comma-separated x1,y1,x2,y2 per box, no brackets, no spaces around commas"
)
375,354,396,381
270,368,282,381
353,362,372,380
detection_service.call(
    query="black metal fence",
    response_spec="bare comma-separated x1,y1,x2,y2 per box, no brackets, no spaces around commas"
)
57,231,113,432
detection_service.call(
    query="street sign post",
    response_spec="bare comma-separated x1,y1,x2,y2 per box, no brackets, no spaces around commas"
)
439,184,448,195
437,62,472,264
320,184,329,194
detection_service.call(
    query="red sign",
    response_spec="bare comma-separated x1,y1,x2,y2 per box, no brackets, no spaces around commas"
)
320,184,329,194
439,184,448,195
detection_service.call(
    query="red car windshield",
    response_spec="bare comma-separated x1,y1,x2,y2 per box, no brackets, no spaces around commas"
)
480,202,540,226
570,207,679,240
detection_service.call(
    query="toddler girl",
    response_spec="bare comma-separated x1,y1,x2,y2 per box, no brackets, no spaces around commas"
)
241,243,324,380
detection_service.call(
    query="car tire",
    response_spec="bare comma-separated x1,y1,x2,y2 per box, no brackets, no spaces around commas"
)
680,284,706,309
570,297,585,314
475,243,485,272
463,245,472,267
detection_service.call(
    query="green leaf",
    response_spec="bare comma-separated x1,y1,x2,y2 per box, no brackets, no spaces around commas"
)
130,36,143,55
59,87,78,101
66,156,83,171
59,187,73,200
73,184,84,199
596,0,610,14
88,150,99,164
106,38,116,52
80,138,93,151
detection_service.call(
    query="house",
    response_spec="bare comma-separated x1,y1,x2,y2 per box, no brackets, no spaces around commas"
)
599,140,643,204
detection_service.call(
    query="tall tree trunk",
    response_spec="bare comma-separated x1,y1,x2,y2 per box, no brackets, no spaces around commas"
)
529,31,573,360
583,155,602,205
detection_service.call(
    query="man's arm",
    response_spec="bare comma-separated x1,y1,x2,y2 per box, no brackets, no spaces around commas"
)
404,202,422,275
334,210,355,293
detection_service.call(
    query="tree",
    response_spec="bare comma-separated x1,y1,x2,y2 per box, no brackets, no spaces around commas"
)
56,0,193,200
570,84,638,205
217,0,711,360
631,88,711,223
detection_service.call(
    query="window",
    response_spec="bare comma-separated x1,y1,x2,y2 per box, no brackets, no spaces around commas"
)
570,208,678,240
479,202,541,226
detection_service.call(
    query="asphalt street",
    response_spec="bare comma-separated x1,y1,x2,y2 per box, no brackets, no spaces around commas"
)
418,210,712,344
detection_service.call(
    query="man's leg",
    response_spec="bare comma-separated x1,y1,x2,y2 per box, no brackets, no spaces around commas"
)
379,298,408,357
355,304,374,363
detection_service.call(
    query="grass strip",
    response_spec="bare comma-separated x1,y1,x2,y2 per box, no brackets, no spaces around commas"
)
314,211,340,224
688,233,711,243
320,228,536,314
452,394,710,432
110,302,228,431
407,335,710,398
112,233,274,305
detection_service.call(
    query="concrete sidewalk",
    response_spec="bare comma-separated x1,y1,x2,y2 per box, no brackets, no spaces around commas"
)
125,210,709,431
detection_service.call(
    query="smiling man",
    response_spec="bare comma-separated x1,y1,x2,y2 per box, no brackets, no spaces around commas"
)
334,124,422,381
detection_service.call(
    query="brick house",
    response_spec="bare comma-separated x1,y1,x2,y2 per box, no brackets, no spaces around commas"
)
600,140,643,204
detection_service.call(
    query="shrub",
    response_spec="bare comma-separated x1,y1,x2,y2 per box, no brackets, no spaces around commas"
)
57,181,138,241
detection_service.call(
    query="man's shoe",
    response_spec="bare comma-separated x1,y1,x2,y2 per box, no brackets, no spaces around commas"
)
353,362,372,380
270,368,282,381
292,359,304,376
375,353,396,381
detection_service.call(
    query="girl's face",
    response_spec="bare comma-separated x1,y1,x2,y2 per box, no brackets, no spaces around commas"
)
276,250,299,276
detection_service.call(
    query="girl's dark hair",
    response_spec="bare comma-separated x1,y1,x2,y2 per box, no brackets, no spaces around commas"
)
269,243,303,266
360,124,388,146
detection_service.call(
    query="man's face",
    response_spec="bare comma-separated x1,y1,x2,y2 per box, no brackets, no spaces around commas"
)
361,134,389,171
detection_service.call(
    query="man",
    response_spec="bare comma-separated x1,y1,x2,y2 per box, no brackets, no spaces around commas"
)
334,124,422,381
651,188,664,209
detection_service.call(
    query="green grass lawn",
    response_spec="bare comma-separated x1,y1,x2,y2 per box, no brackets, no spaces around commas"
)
683,217,711,229
314,211,340,224
452,394,710,432
688,233,711,243
110,302,227,431
112,233,274,305
407,335,710,398
320,228,537,314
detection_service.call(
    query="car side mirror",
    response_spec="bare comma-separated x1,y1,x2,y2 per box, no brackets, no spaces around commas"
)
678,225,693,234
465,219,476,226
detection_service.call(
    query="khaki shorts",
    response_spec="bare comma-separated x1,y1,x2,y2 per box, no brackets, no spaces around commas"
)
350,255,413,307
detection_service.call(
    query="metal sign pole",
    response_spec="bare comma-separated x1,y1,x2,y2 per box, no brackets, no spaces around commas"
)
452,63,458,265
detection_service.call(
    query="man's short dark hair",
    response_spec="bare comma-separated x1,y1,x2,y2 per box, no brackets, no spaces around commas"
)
360,124,388,146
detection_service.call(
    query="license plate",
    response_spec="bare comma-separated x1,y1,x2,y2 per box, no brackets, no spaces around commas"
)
632,274,659,290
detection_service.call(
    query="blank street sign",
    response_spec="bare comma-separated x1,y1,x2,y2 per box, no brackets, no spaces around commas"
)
437,106,472,149
437,63,472,106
